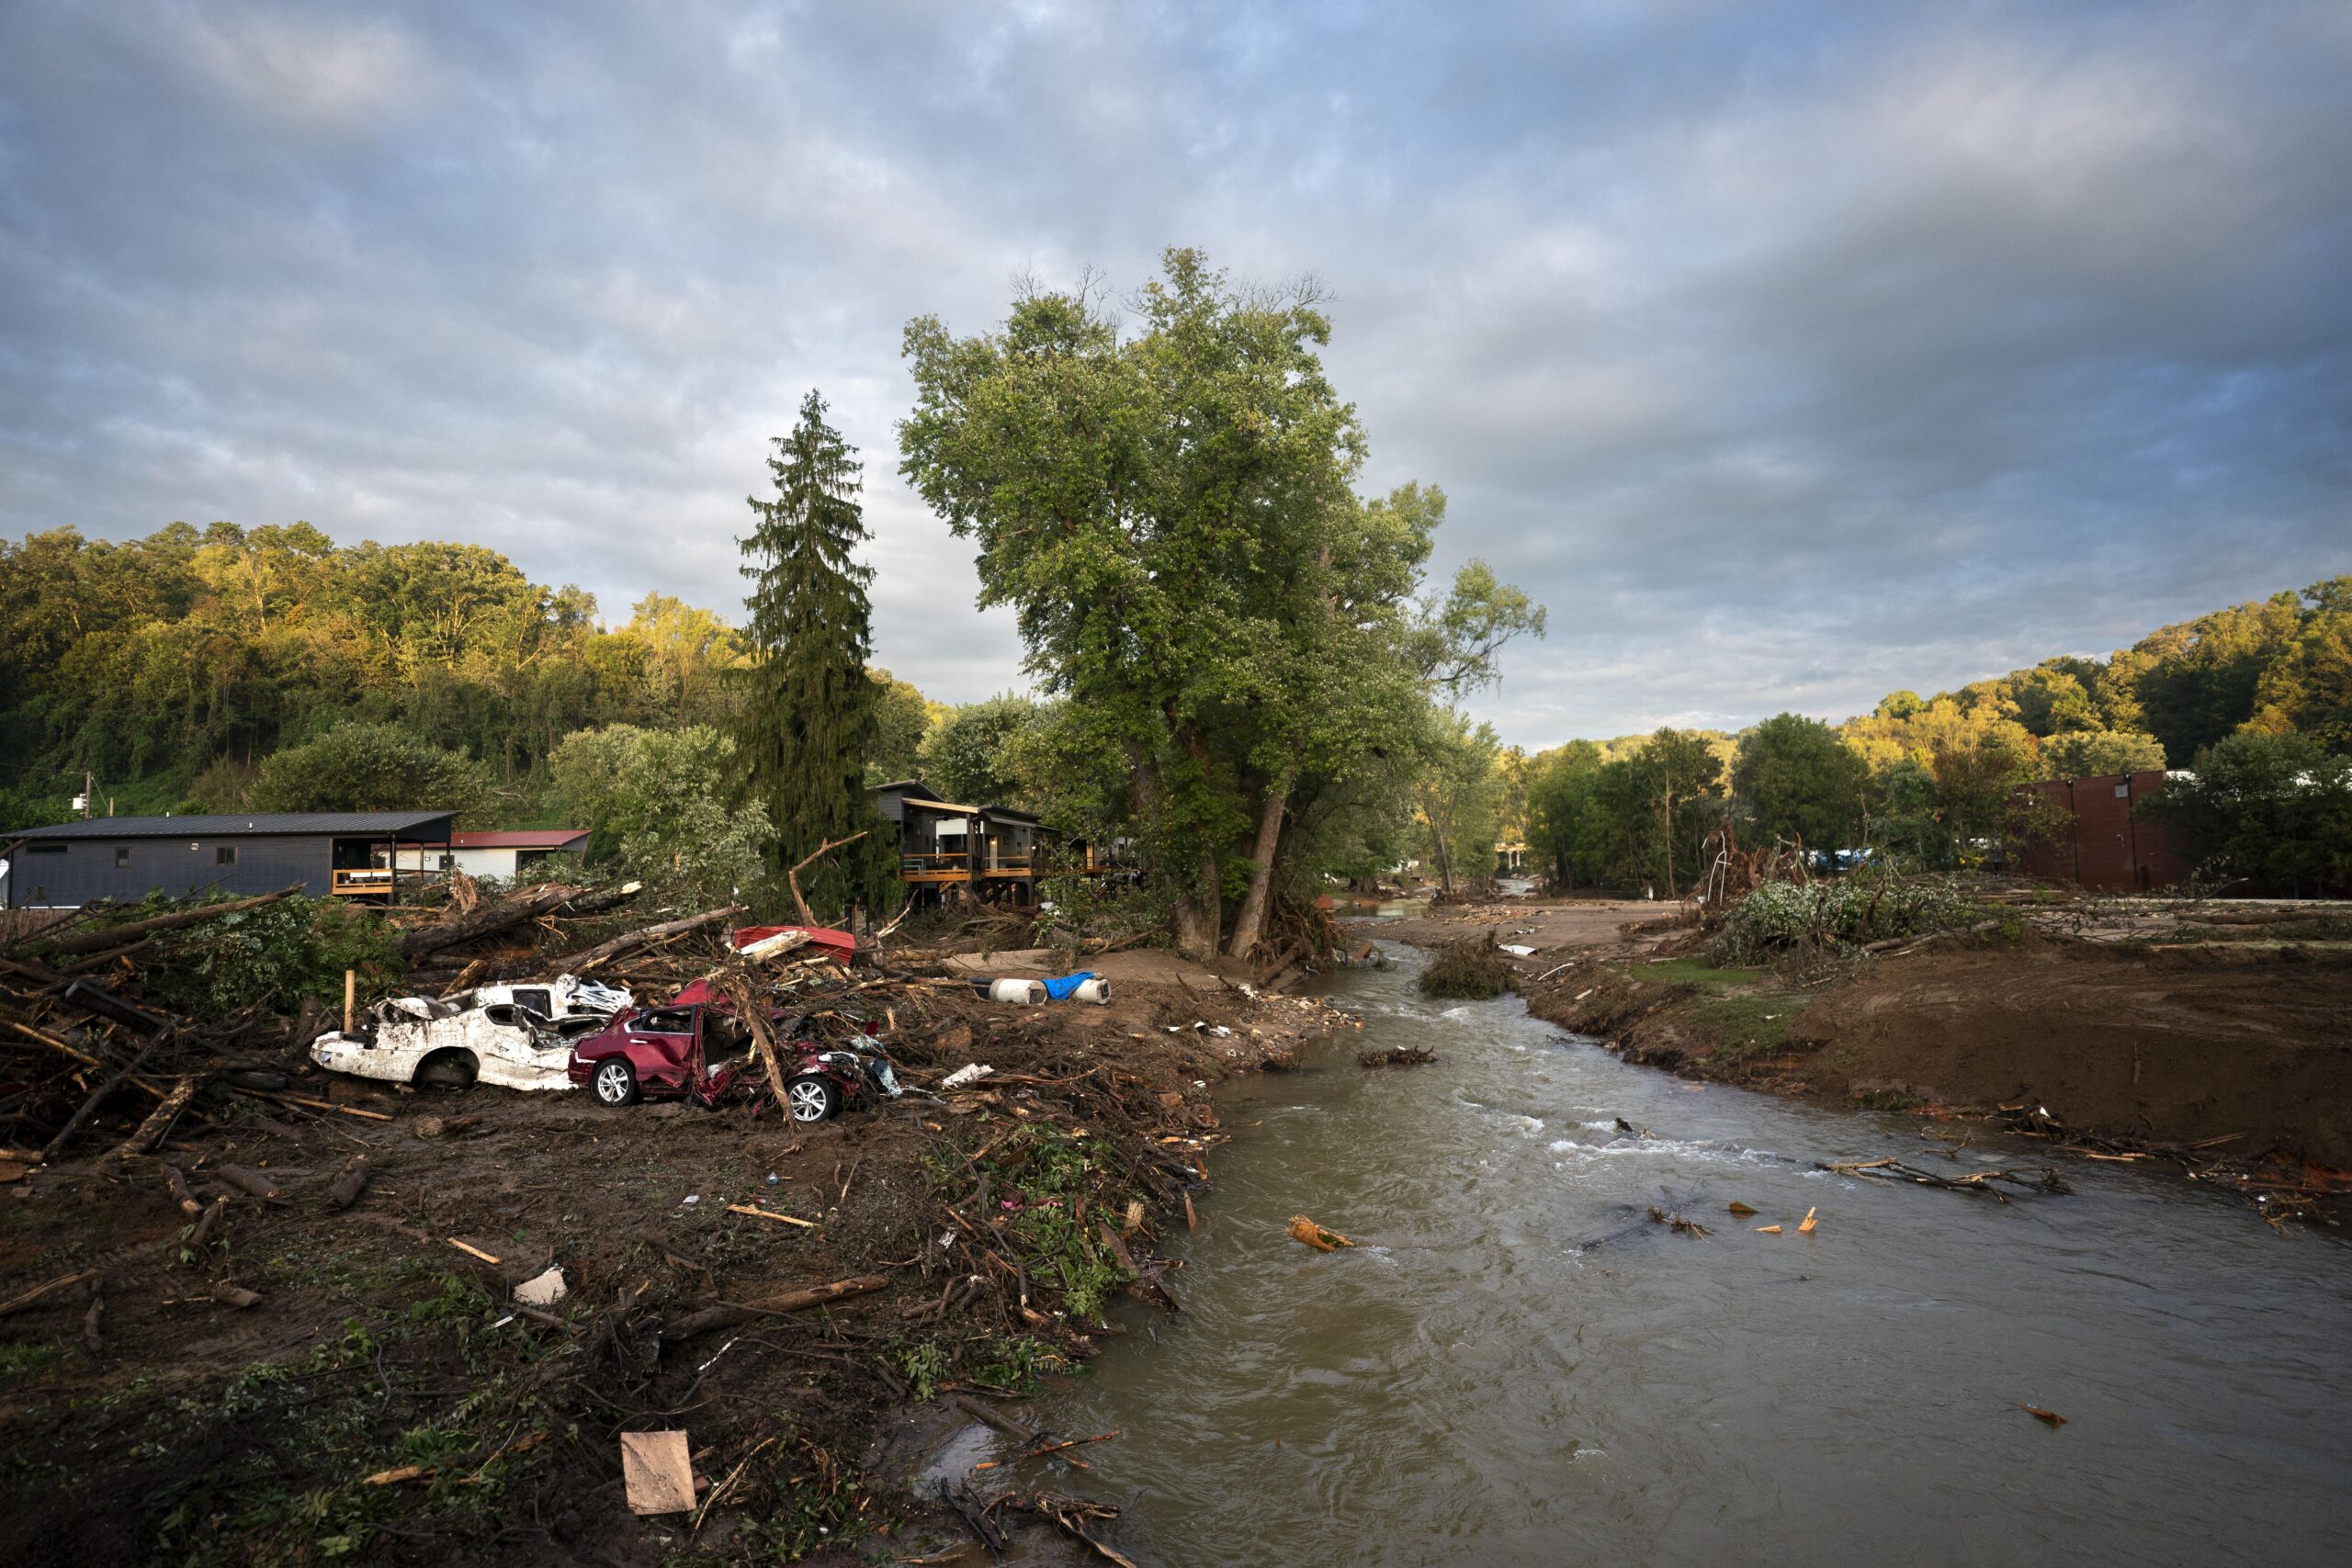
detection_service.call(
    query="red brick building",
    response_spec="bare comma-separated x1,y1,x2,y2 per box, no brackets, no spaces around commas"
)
2013,771,2196,892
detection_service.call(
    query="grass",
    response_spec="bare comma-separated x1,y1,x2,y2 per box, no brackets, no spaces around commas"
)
1634,957,1769,991
0,1341,62,1380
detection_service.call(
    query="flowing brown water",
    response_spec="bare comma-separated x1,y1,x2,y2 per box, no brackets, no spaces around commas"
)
953,940,2352,1566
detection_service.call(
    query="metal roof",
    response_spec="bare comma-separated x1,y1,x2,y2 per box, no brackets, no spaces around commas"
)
9,811,458,841
445,829,589,850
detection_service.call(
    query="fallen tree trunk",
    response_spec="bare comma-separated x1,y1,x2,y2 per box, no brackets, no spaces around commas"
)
104,1075,201,1165
398,883,587,960
667,1273,889,1337
41,1026,171,1162
556,905,741,974
324,1153,371,1212
41,885,306,957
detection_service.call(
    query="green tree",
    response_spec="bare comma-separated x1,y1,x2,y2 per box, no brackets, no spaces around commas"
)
1526,739,1611,889
1412,712,1505,893
917,694,1044,807
2041,729,2167,778
249,722,487,816
548,724,774,908
899,252,1540,957
865,669,940,784
1731,714,1867,850
2146,731,2352,896
738,391,899,922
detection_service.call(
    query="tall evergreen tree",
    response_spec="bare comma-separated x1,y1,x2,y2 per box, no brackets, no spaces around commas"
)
739,391,899,922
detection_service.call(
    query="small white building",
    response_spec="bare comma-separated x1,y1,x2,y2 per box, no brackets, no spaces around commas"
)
396,829,590,882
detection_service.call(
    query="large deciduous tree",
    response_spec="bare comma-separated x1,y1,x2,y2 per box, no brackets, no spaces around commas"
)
739,391,899,923
899,250,1541,959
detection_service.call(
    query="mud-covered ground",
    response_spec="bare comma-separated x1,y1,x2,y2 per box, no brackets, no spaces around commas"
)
0,958,1351,1567
1374,892,2352,1190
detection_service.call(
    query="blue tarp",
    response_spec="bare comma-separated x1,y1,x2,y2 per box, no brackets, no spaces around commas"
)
1038,970,1099,1001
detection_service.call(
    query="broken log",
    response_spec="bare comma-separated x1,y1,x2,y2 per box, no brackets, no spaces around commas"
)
187,1195,229,1250
213,1164,287,1202
667,1274,890,1337
397,882,586,960
163,1163,203,1218
951,1393,1040,1446
324,1153,371,1212
40,885,305,958
786,832,868,926
42,1026,170,1163
105,1076,201,1165
560,879,645,918
0,1268,97,1318
557,905,742,973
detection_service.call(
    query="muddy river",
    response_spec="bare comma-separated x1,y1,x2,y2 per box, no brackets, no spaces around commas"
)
971,942,2352,1565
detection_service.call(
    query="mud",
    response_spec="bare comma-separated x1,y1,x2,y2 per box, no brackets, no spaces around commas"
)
1380,896,2352,1176
0,963,1348,1565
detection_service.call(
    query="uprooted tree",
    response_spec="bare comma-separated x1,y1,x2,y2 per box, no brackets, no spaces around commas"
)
899,248,1543,959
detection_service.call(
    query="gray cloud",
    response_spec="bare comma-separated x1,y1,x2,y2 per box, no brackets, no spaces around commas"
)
2,0,2346,744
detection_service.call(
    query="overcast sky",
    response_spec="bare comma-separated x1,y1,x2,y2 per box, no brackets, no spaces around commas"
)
3,1,2346,747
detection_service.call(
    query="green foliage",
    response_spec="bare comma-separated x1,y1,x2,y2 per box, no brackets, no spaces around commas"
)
1732,713,1866,849
739,391,901,921
977,1129,1128,1322
866,668,940,784
248,721,489,816
2144,731,2352,896
917,694,1045,807
899,251,1544,956
1712,872,1972,964
547,723,774,908
59,892,403,1015
0,1341,62,1379
2040,728,2167,777
899,1339,951,1403
1412,711,1506,891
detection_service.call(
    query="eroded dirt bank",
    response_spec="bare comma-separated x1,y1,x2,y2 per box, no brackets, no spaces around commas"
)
1376,896,2352,1176
0,958,1347,1565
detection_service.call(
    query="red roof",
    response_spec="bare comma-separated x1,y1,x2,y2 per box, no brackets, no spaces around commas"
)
447,829,590,850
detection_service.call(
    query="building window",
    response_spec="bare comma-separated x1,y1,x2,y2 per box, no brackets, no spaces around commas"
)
215,845,238,865
115,847,130,868
26,841,65,855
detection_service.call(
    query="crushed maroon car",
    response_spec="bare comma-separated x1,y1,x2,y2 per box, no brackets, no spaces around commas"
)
565,981,901,1122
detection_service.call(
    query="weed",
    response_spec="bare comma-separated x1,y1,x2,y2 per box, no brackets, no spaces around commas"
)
900,1338,950,1402
0,1341,62,1380
1419,939,1516,999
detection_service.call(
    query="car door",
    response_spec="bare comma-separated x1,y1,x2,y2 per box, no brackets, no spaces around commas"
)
628,1006,699,1089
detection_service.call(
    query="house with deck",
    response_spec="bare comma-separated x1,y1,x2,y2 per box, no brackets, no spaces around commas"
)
870,781,1121,908
395,829,590,882
2,811,457,908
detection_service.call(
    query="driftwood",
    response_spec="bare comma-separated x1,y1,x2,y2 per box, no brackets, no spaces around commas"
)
1818,1157,2068,1200
325,1153,371,1212
558,906,742,974
42,1026,170,1162
0,1268,97,1318
105,1075,201,1165
786,831,868,927
213,1164,287,1202
667,1273,890,1337
40,885,305,957
162,1163,203,1217
397,883,588,960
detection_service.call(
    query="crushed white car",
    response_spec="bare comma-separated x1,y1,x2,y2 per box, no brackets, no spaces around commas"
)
311,976,635,1092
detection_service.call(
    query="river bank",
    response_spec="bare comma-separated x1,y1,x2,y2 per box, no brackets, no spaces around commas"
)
1374,894,2352,1198
1001,942,2352,1567
0,951,1346,1564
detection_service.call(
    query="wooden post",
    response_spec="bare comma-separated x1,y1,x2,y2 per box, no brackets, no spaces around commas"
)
344,969,356,1035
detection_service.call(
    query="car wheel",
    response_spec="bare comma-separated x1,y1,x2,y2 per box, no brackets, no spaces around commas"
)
786,1074,837,1123
414,1049,478,1091
593,1058,640,1107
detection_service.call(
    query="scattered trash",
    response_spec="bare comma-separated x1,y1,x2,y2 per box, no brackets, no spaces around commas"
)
1287,1215,1354,1251
944,1063,995,1090
1498,943,1536,957
1797,1206,1818,1235
1040,971,1109,1003
621,1429,698,1515
977,978,1046,1005
1726,1201,1758,1216
514,1267,567,1307
2015,1403,2068,1428
1650,1206,1709,1237
680,1193,700,1205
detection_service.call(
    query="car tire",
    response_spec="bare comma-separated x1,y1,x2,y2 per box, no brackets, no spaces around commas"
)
785,1074,838,1123
413,1049,478,1091
592,1058,640,1107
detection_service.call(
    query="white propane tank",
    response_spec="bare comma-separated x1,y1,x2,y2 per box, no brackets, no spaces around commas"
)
986,978,1046,1005
1069,977,1111,1004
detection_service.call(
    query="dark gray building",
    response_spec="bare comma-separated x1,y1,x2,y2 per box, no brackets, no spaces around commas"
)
2,811,457,908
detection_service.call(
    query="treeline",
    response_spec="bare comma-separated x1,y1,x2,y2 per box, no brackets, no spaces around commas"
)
0,523,935,832
1520,578,2352,893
